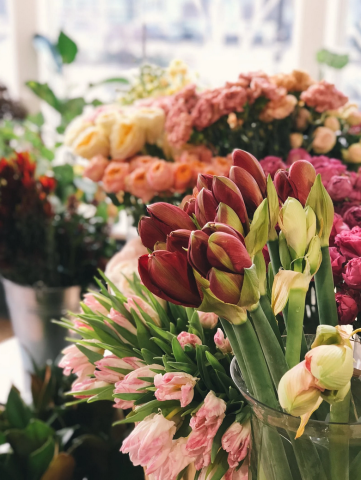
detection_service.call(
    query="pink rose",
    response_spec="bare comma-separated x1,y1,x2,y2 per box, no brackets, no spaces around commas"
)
191,96,217,130
71,378,109,399
94,355,144,383
125,167,155,202
329,247,346,283
108,308,137,336
343,206,361,229
198,311,219,329
259,156,287,178
222,420,251,468
121,413,176,474
83,293,109,315
335,226,361,259
177,331,202,349
216,86,248,116
154,372,198,407
129,155,157,172
327,176,353,202
166,100,193,146
186,391,227,469
84,155,109,182
286,148,311,165
250,76,284,101
300,80,348,112
309,156,347,186
259,94,297,122
312,127,336,154
59,344,99,379
149,437,195,480
330,213,350,247
343,258,361,290
125,295,161,326
102,161,130,193
114,364,163,409
336,293,359,325
214,328,232,354
146,160,175,192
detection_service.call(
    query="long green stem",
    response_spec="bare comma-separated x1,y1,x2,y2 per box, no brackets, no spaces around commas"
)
330,390,350,480
249,304,288,387
259,295,284,352
315,246,338,326
267,239,281,274
285,289,307,368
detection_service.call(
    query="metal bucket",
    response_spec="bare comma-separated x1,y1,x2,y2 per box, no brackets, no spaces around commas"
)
2,277,80,369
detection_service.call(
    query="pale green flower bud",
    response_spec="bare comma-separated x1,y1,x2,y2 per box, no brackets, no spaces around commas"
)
312,325,352,349
267,175,279,241
305,174,334,247
245,199,269,257
279,231,292,270
279,198,307,260
304,236,322,276
304,206,317,247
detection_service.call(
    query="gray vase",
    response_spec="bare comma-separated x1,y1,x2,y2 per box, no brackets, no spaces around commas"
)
2,277,80,370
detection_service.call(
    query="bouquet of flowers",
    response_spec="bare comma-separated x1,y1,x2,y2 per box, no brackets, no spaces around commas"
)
61,148,361,480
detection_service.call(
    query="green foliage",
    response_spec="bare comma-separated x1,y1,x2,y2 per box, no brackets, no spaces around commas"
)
317,49,349,70
57,31,78,64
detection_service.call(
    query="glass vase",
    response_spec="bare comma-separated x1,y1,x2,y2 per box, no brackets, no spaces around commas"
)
230,337,361,480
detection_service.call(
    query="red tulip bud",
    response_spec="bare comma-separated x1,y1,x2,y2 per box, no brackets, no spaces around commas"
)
183,197,196,217
289,160,316,206
147,202,195,232
188,230,211,277
138,216,167,251
195,188,218,227
138,251,201,307
202,222,245,242
167,229,192,254
229,166,264,214
212,176,249,227
208,268,244,304
207,232,252,274
154,241,167,250
197,173,214,191
214,203,244,235
274,170,296,203
232,149,267,196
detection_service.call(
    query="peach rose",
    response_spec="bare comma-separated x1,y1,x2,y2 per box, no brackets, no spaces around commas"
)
64,115,93,147
84,155,109,182
146,160,174,191
346,107,361,126
260,94,297,122
125,167,155,202
295,108,311,131
324,116,340,132
173,163,193,192
110,116,145,160
102,161,130,193
289,133,303,149
343,143,361,164
129,155,157,172
211,156,232,176
312,127,336,154
72,126,110,159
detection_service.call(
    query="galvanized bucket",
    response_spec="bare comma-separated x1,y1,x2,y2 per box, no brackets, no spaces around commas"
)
2,277,80,369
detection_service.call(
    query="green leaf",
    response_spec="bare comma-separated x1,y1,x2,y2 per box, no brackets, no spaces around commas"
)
168,303,188,325
6,387,32,429
75,344,103,364
205,351,226,374
27,436,55,480
89,77,129,88
113,400,179,425
211,415,235,463
172,338,196,367
132,309,162,356
151,337,172,355
141,348,164,366
147,323,175,342
53,164,74,185
57,31,78,64
134,391,155,406
209,449,229,480
26,81,62,112
6,419,54,458
167,362,196,374
196,345,215,391
26,112,44,127
87,386,114,403
189,311,204,342
216,371,237,391
113,392,145,401
316,48,349,69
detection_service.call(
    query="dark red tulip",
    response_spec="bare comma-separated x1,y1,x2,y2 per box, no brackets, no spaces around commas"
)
183,197,196,217
197,173,214,191
274,170,296,203
207,232,252,274
167,229,192,254
138,251,201,307
289,160,316,206
188,230,211,277
138,216,168,251
214,203,244,235
147,202,195,232
212,176,249,227
202,222,245,243
229,166,264,214
208,268,244,304
195,188,218,227
232,149,267,196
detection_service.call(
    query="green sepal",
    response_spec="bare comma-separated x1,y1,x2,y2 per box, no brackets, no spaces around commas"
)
75,344,103,365
239,264,260,309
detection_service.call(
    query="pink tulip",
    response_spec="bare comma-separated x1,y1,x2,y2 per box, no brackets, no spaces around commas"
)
94,355,144,383
114,364,163,409
148,437,195,480
83,293,109,315
72,378,109,399
84,155,109,182
198,311,219,329
186,391,226,469
121,413,176,473
177,331,202,349
154,372,198,407
222,420,251,468
124,295,161,326
214,328,232,354
146,160,175,191
102,161,130,193
108,308,137,335
59,344,99,380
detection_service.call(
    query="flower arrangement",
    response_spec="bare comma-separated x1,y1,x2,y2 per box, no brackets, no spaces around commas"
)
61,148,361,479
0,152,115,288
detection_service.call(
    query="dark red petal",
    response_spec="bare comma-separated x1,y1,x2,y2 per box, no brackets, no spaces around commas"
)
147,202,195,231
232,149,267,196
229,166,264,214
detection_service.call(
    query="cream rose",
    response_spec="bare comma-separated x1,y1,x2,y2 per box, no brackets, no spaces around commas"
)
110,116,145,160
324,116,340,132
290,133,303,149
133,107,165,144
95,108,122,136
64,115,93,147
72,126,110,159
312,126,336,154
343,143,361,164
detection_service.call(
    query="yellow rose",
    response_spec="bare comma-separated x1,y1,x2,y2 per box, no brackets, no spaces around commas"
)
342,143,361,164
324,116,340,132
133,107,165,144
72,126,110,159
110,116,145,160
289,132,303,148
312,127,336,154
64,116,93,147
346,108,361,126
95,108,122,136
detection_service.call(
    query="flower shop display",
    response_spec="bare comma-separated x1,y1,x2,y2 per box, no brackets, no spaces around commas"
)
60,148,361,480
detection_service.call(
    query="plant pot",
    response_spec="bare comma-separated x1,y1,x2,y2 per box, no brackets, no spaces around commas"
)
230,339,361,480
2,277,80,369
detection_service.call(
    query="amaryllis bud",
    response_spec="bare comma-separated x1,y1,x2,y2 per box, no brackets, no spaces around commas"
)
188,230,211,277
138,251,201,307
195,188,218,227
208,268,244,304
232,149,267,196
304,206,317,247
279,231,292,270
202,222,245,242
207,232,252,274
197,173,214,191
167,229,192,254
304,236,322,276
139,216,167,251
229,166,264,214
274,170,296,203
147,202,195,232
311,324,351,349
278,198,307,260
214,203,244,235
212,176,249,228
183,197,196,217
288,160,316,206
306,175,334,247
244,198,269,257
305,344,353,391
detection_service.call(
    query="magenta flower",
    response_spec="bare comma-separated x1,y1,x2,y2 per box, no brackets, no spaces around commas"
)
343,258,361,290
335,226,361,259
